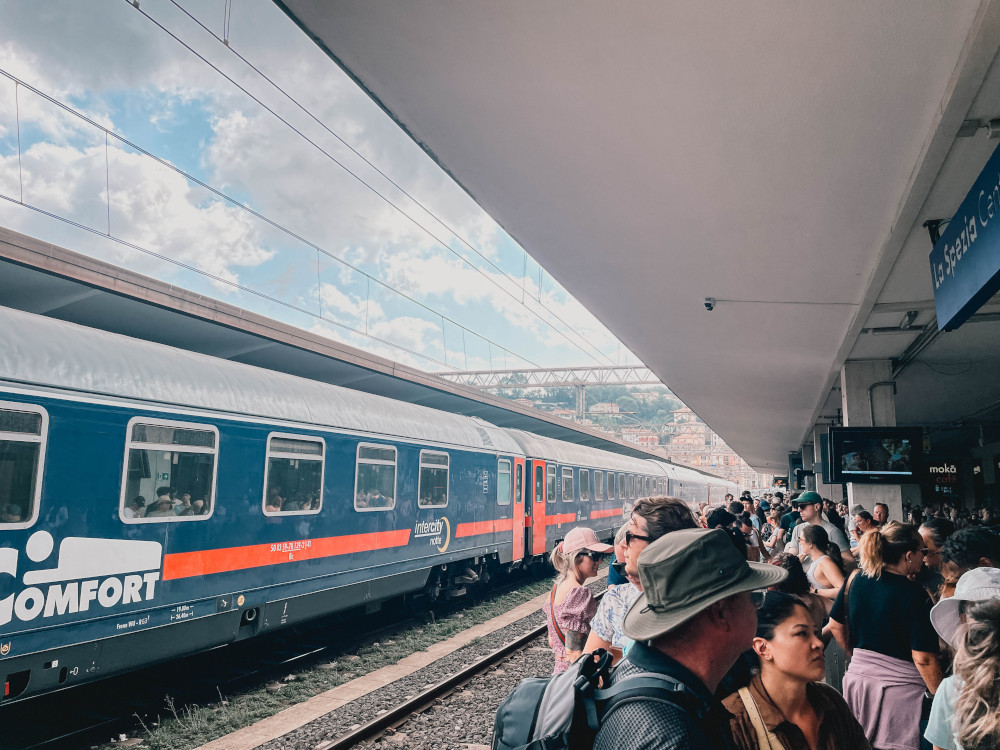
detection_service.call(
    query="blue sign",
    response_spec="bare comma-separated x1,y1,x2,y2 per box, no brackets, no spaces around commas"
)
930,140,1000,330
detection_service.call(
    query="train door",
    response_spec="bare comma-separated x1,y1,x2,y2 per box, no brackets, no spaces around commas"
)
512,457,525,561
532,460,547,555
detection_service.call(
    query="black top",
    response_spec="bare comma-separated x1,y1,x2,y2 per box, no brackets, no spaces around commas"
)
779,511,800,531
593,641,735,750
829,570,938,661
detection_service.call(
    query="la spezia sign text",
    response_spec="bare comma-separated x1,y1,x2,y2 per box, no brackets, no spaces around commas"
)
930,139,1000,330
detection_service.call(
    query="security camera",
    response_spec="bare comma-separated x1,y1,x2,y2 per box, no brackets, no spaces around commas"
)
704,297,715,311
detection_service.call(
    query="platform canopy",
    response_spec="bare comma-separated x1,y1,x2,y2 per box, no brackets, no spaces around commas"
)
276,0,1000,471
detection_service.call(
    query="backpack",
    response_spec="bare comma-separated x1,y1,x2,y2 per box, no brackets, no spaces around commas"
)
491,649,690,750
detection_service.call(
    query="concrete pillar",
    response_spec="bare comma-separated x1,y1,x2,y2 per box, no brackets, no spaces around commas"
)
840,360,903,522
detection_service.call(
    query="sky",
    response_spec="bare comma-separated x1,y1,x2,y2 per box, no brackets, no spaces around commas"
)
0,0,645,375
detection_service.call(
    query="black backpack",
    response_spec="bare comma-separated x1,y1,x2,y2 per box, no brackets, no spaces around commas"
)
491,649,690,750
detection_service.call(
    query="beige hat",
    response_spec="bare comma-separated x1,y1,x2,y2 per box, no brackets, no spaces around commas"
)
560,526,613,555
930,567,1000,649
623,527,787,641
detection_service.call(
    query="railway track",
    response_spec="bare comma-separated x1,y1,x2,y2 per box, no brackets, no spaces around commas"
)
312,589,605,750
1,572,552,750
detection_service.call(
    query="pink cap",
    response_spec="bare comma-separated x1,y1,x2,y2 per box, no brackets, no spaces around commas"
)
560,526,614,555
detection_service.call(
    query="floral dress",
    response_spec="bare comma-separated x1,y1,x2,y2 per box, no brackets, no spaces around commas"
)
542,583,600,674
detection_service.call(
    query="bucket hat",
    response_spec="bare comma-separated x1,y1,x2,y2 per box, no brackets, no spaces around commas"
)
559,526,613,555
930,566,1000,649
623,528,787,641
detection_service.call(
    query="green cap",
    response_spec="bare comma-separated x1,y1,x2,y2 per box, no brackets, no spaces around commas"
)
792,491,822,507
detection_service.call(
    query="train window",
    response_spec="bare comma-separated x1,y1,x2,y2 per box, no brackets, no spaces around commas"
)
516,463,523,505
617,473,625,500
263,434,324,516
594,470,604,501
607,471,615,500
561,467,573,502
535,465,544,503
546,465,556,503
497,460,511,505
355,443,396,511
418,451,449,508
579,470,590,501
645,477,652,496
628,474,635,499
0,403,47,529
121,418,217,523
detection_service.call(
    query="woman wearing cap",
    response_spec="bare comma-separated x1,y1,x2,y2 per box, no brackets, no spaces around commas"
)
924,567,1000,750
828,522,942,750
724,591,870,749
542,526,612,674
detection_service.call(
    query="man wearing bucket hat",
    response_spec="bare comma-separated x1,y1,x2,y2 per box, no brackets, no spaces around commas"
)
924,567,1000,750
593,528,787,750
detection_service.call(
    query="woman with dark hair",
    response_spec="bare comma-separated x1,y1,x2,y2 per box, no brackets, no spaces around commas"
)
723,591,870,749
940,527,1000,600
800,525,846,607
769,552,827,629
917,517,955,603
828,522,942,750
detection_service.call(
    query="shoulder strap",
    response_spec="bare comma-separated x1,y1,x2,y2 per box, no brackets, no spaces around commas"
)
596,671,693,727
738,687,784,750
549,584,566,645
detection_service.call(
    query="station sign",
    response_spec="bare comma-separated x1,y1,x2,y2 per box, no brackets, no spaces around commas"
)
929,139,1000,330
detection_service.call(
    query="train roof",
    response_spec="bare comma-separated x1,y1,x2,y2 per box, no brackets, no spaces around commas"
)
0,306,522,454
504,429,663,473
649,459,738,487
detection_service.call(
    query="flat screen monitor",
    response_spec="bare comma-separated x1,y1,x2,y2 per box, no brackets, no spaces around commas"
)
828,426,922,484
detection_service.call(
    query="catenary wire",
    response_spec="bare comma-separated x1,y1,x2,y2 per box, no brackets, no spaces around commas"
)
0,66,541,370
131,0,617,368
0,191,463,370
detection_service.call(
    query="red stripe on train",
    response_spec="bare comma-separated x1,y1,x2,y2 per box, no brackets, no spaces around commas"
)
589,508,624,519
161,529,412,580
454,518,515,537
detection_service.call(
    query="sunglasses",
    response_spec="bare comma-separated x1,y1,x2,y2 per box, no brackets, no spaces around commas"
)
578,550,607,561
625,531,654,546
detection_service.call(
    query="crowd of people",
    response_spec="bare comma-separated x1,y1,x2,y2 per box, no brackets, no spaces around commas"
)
123,486,211,518
541,491,1000,749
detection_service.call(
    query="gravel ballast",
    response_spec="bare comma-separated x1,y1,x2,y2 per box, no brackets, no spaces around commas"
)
260,579,606,750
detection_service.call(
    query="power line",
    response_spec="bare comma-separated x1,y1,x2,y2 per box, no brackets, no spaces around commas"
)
137,0,618,368
0,192,451,369
0,66,541,370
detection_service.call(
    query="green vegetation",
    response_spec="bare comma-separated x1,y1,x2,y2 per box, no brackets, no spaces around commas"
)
505,384,683,430
103,577,555,750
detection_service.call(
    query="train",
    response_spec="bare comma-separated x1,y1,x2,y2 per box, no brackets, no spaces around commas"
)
0,305,736,702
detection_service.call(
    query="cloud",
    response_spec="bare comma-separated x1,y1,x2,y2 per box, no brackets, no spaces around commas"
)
0,0,640,373
0,139,272,288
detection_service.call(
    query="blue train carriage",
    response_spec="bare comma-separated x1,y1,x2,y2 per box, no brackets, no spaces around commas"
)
652,460,739,512
0,307,525,702
503,430,669,554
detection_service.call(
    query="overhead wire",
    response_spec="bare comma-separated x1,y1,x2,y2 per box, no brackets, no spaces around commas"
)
0,192,456,369
141,0,618,368
0,66,541,370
